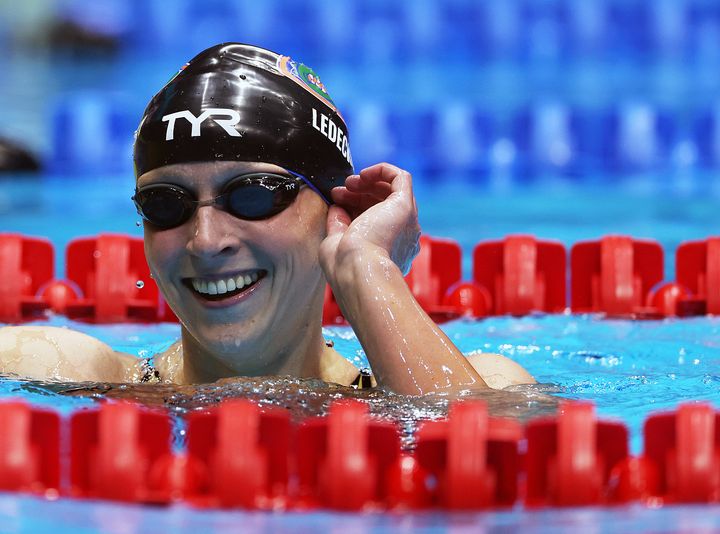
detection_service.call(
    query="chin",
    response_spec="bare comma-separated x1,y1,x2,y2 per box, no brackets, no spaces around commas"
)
191,320,266,352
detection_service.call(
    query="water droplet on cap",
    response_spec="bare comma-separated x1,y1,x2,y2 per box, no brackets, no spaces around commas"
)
136,280,145,289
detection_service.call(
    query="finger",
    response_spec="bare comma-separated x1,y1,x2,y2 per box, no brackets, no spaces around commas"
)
359,164,414,209
389,166,412,195
388,167,417,214
331,189,380,217
326,205,352,238
358,162,407,185
344,175,394,200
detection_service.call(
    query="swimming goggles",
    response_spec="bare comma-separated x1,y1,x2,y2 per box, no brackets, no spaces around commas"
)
132,171,306,230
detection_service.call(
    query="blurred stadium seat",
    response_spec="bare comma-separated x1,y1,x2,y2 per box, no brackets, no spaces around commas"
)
49,92,138,175
4,0,720,183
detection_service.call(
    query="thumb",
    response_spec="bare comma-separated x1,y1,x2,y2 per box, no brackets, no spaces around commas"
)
326,205,352,238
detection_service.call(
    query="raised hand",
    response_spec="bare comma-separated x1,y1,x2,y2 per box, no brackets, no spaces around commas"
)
319,162,421,284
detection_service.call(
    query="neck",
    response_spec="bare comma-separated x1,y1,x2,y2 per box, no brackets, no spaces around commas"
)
172,312,329,384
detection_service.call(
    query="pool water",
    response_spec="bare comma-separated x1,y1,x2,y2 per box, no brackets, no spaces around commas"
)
3,493,720,533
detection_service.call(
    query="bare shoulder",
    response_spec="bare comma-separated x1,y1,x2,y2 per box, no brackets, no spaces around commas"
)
466,352,536,390
0,325,140,383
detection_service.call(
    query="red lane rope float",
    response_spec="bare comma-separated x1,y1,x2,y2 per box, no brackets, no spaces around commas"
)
0,401,59,496
473,235,566,316
676,237,720,316
571,236,664,317
297,400,401,510
414,400,522,509
185,400,291,509
70,402,174,503
642,402,720,504
0,234,53,322
2,232,720,323
3,399,720,510
63,234,174,323
525,401,630,507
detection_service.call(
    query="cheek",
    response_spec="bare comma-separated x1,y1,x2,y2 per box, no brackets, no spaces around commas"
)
261,196,327,277
143,228,182,282
292,191,329,244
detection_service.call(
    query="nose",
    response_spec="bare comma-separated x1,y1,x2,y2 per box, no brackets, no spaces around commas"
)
185,204,241,259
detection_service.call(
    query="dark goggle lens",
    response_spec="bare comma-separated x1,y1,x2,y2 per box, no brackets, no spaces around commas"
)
133,187,193,229
225,177,298,220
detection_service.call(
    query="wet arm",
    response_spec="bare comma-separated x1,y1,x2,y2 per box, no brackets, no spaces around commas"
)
330,247,487,395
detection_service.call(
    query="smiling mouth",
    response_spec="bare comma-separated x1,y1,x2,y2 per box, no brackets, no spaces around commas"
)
184,270,267,301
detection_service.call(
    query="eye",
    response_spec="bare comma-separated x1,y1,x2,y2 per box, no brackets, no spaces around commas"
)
134,185,195,228
227,182,284,219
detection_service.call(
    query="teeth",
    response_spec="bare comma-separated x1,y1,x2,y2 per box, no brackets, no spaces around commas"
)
191,272,261,295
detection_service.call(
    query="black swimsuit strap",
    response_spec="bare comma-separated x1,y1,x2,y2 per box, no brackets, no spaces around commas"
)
139,357,161,383
350,367,373,389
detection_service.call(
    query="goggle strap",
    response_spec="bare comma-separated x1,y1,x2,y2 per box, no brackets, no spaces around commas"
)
287,169,332,205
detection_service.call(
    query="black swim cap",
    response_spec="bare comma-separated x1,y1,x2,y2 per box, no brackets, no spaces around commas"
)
133,43,354,203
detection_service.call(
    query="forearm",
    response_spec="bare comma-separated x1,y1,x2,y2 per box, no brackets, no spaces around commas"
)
329,248,488,395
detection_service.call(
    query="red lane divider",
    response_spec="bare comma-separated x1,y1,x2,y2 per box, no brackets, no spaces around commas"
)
0,401,60,495
525,401,629,507
676,237,720,315
4,232,720,323
473,235,566,315
5,398,720,510
63,234,164,322
322,285,345,325
186,400,292,509
571,236,664,317
70,402,174,503
642,402,720,504
415,400,522,509
0,234,54,323
296,400,401,510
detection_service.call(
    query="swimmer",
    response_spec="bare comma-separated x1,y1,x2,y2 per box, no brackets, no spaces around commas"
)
0,43,534,395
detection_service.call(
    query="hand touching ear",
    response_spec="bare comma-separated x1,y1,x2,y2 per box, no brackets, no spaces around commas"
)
320,162,421,284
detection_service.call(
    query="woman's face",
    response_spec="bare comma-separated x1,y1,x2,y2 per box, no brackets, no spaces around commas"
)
137,161,329,373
